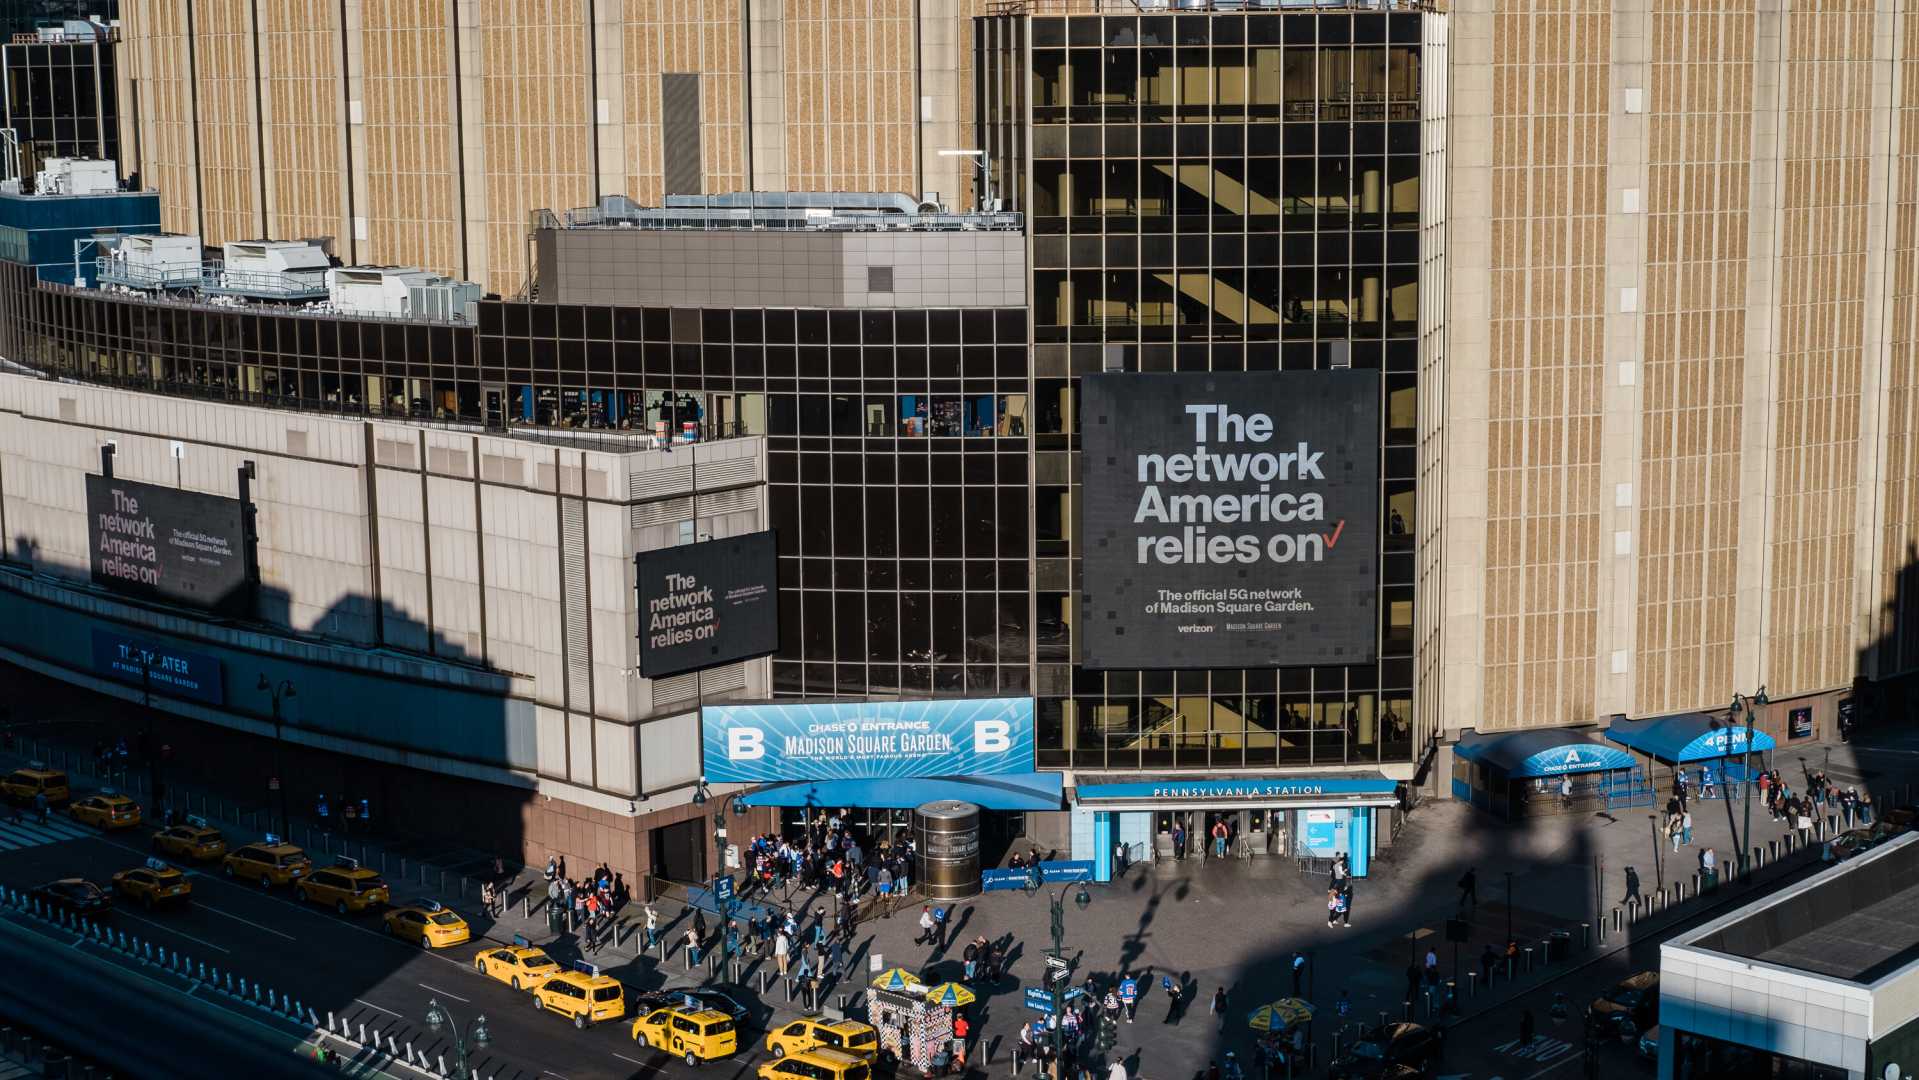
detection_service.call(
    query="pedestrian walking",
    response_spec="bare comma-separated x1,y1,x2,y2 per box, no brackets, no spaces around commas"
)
1211,818,1230,859
684,925,701,967
1668,815,1683,853
775,929,791,976
1478,944,1497,985
1119,973,1139,1022
1457,866,1478,910
916,905,935,945
1623,865,1641,905
1700,846,1717,888
644,903,659,949
1682,809,1694,846
1338,884,1352,927
1211,986,1229,1030
1559,774,1573,809
1326,887,1341,928
1520,1008,1537,1048
1290,950,1306,995
1172,822,1187,861
1114,840,1130,877
1163,974,1181,1024
934,905,949,948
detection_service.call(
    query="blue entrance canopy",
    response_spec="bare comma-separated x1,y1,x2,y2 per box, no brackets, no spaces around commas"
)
1604,712,1777,763
1453,728,1634,778
736,772,1064,812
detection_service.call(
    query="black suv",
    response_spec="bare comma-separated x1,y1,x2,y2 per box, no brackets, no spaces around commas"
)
1588,971,1660,1038
1328,1022,1443,1079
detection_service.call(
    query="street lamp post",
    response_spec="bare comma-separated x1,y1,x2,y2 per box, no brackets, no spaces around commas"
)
256,676,296,837
425,997,489,1079
1728,685,1769,876
1028,876,1091,1058
690,779,749,976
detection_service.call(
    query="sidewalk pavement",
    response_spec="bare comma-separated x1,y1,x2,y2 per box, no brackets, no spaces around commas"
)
6,720,1914,1077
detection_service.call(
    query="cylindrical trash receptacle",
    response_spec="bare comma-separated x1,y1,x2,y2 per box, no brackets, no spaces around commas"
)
915,800,981,900
1546,929,1571,963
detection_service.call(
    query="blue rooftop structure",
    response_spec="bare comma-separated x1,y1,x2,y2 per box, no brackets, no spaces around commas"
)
1604,711,1776,764
0,185,160,285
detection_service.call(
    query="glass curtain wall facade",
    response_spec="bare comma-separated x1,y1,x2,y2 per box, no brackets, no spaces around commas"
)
983,9,1423,773
0,264,1035,714
2,33,119,168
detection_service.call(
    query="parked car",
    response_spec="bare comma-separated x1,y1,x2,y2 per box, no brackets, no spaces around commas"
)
1588,971,1660,1038
1327,1022,1443,1079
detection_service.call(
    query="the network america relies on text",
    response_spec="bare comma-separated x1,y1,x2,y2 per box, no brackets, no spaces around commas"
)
1080,371,1381,670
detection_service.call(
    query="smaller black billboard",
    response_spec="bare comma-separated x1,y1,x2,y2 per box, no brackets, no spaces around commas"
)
635,530,780,678
85,474,253,616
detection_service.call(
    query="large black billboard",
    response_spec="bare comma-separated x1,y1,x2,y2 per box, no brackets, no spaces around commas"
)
1079,371,1380,670
636,530,780,678
85,474,253,616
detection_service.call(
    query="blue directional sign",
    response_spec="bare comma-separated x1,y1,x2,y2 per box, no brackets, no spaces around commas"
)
1024,987,1055,1014
714,876,734,903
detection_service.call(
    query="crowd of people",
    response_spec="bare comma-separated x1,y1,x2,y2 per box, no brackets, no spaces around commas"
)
534,855,630,952
740,810,920,921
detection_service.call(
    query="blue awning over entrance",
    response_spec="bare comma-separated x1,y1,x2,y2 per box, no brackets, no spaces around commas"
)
736,772,1064,812
1604,712,1777,763
1452,728,1635,778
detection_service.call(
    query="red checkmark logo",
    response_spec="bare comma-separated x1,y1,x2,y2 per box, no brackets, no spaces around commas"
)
1325,520,1346,549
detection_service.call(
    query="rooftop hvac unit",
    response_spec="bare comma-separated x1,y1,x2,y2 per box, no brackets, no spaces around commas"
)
325,266,482,322
34,157,118,196
214,239,330,299
120,234,202,273
221,239,330,276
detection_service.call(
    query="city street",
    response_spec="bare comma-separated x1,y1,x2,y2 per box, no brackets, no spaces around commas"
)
3,709,1911,1079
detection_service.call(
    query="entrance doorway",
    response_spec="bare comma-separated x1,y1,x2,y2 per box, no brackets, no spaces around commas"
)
650,818,707,885
483,386,507,430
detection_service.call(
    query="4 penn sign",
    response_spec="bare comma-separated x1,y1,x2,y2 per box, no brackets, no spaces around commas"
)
700,698,1036,783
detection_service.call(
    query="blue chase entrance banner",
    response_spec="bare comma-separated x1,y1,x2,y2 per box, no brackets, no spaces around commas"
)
701,698,1036,783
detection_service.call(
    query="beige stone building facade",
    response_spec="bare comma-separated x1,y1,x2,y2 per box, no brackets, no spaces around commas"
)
114,0,987,297
1444,0,1919,732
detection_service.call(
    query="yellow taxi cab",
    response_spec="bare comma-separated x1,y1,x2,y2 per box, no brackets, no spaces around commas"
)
151,816,227,862
2,763,70,806
765,1017,879,1060
221,836,313,888
382,899,470,948
756,1047,871,1080
111,857,192,909
534,961,626,1031
68,789,142,830
632,1002,738,1067
474,934,561,991
295,857,390,915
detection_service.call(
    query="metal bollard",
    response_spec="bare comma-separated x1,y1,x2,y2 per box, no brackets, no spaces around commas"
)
1581,922,1590,950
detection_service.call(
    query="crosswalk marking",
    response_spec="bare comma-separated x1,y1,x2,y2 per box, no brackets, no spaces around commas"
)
1494,1036,1576,1063
0,812,99,853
